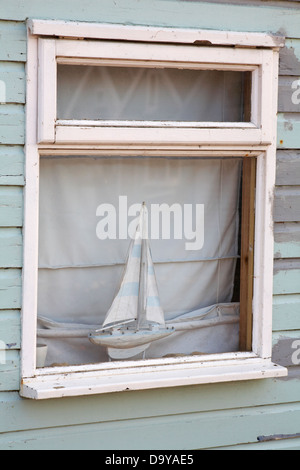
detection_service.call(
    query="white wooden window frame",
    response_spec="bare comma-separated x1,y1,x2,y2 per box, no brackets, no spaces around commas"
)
21,20,287,400
38,37,272,145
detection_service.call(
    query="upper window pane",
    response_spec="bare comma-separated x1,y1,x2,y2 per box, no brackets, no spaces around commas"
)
57,65,251,122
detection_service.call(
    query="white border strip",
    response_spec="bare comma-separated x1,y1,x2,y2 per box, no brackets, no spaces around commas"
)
28,19,285,49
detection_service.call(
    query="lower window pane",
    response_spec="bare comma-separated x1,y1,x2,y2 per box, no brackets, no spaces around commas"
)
37,156,243,366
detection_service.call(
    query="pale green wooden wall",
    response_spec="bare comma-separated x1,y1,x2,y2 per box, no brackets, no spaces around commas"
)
1,0,300,450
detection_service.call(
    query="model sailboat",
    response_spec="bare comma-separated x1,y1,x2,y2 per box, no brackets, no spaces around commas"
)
89,203,175,359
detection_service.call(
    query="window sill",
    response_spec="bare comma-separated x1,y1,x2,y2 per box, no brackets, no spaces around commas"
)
20,356,287,400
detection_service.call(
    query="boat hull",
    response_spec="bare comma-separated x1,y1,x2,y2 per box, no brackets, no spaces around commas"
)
89,327,175,349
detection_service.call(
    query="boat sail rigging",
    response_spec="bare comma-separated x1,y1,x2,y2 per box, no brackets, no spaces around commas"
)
89,202,175,359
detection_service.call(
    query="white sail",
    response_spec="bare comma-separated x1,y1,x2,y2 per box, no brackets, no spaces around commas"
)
145,244,165,326
102,203,145,327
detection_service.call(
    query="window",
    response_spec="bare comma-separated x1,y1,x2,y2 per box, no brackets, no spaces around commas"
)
21,20,287,399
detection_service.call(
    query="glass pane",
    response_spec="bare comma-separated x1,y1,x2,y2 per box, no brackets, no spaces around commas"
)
37,155,242,367
57,65,251,122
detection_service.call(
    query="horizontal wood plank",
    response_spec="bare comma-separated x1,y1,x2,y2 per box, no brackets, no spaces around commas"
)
0,269,22,309
0,186,23,227
276,150,300,186
0,21,27,63
277,113,300,149
217,436,300,451
0,350,19,392
0,228,23,267
0,310,21,349
273,267,300,295
274,222,300,258
274,187,300,222
274,240,300,259
273,295,300,331
0,104,25,145
0,146,24,186
0,62,25,105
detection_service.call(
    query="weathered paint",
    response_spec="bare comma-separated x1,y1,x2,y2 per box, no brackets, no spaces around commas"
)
0,187,23,227
0,229,23,268
0,350,19,392
0,147,25,186
0,0,300,450
0,105,25,145
0,269,22,310
0,63,25,105
277,113,300,149
278,77,300,113
0,310,20,349
280,39,300,75
0,0,300,37
274,222,300,259
274,187,300,222
0,22,27,63
273,295,300,331
276,151,300,186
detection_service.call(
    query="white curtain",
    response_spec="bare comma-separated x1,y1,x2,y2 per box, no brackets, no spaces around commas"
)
57,65,246,122
37,156,242,366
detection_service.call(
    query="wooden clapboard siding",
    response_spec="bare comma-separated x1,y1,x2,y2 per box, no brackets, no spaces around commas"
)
0,105,25,145
0,350,20,392
1,400,300,450
217,437,300,450
280,39,300,76
0,269,22,310
278,77,300,113
0,229,23,268
0,1,300,38
0,36,25,396
1,378,300,449
0,311,21,348
1,378,300,435
4,376,300,432
273,295,300,331
0,186,23,227
274,263,300,295
277,114,300,149
275,31,300,382
274,187,300,222
0,63,26,105
0,21,27,63
0,147,24,186
0,0,300,451
274,240,300,259
276,151,300,186
274,224,300,259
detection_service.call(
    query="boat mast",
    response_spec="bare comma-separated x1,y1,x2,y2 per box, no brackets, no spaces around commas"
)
137,203,147,330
